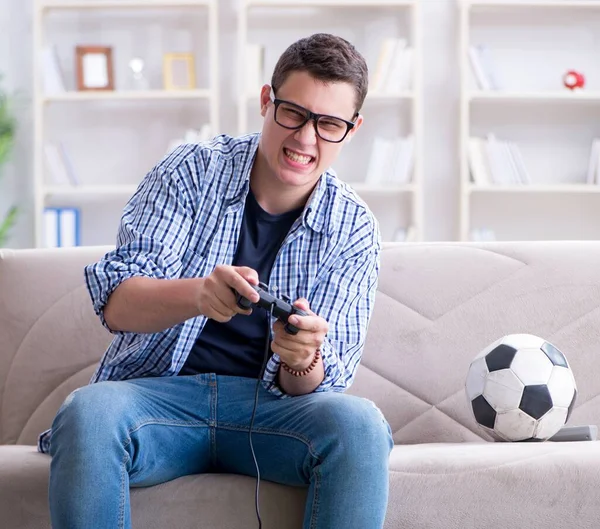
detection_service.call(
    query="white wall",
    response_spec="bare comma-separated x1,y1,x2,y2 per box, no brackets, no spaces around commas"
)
0,0,459,248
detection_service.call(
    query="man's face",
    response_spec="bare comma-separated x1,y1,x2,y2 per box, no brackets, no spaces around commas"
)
257,70,363,191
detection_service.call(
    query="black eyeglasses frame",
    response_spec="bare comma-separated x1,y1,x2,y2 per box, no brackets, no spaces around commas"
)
269,89,358,144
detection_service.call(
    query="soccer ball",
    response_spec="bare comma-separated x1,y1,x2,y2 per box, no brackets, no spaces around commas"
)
466,334,578,442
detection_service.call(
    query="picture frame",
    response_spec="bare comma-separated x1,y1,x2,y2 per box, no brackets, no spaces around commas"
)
75,46,114,91
163,53,196,90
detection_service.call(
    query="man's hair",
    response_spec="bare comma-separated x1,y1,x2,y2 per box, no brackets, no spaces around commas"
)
270,33,369,116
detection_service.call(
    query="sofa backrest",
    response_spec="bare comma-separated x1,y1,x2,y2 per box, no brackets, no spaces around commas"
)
0,246,113,445
348,241,600,444
1,242,600,446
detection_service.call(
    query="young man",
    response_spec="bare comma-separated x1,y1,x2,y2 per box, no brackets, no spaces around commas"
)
43,33,393,529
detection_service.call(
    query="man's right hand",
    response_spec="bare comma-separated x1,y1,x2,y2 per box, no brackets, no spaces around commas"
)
197,265,261,322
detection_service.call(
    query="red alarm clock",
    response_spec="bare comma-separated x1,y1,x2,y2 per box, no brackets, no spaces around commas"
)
563,70,585,90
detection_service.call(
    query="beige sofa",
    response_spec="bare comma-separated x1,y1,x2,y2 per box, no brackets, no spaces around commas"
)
1,242,599,529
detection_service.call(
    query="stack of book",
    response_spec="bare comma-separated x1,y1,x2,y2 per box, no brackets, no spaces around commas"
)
468,134,530,185
370,38,414,95
365,135,414,186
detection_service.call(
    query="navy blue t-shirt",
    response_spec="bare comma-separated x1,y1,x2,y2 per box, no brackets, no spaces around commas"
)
179,188,303,378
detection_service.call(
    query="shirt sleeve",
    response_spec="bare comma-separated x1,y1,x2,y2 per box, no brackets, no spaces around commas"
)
310,210,382,392
84,147,199,332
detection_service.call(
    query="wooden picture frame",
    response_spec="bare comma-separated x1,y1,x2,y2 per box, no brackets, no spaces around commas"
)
76,46,114,91
163,53,196,90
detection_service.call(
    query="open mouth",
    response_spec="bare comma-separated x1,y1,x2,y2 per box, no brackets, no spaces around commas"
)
284,147,315,166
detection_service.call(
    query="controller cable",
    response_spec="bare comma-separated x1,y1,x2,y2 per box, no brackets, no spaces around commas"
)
248,304,275,529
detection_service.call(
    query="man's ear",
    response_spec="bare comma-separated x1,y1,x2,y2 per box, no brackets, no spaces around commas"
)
345,114,363,143
259,84,272,117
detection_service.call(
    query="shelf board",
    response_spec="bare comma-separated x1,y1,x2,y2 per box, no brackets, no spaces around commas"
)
468,91,600,103
43,89,211,103
350,183,415,193
467,1,600,9
469,184,600,193
44,185,139,197
39,0,212,10
245,0,415,7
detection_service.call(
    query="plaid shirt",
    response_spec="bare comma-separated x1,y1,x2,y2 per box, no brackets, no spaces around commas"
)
38,133,381,453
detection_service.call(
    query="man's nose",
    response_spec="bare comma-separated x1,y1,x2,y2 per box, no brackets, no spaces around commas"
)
294,119,318,145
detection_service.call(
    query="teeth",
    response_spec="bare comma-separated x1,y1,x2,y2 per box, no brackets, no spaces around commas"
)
285,148,312,165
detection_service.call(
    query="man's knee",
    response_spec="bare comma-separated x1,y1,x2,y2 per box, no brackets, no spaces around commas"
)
313,393,393,456
51,382,130,447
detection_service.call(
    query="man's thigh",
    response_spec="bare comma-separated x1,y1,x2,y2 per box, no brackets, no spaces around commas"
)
212,375,388,486
53,374,219,487
122,374,220,486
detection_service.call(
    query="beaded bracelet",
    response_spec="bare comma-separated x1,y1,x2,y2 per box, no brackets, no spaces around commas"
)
281,349,321,377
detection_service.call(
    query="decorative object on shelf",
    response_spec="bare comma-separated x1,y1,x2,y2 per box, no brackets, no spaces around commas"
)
128,57,150,91
562,69,585,91
75,46,114,91
0,76,18,247
163,53,196,90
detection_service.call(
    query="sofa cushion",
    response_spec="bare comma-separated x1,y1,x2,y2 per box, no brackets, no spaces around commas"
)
0,445,306,529
386,441,600,529
3,441,599,529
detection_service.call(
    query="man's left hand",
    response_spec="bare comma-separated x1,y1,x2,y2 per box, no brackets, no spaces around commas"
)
271,298,328,371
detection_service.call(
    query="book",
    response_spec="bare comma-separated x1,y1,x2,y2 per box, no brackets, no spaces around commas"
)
475,45,500,91
586,139,600,185
468,45,490,91
371,38,405,94
365,136,394,185
468,137,492,185
44,142,79,186
391,135,414,184
382,43,412,94
40,46,66,95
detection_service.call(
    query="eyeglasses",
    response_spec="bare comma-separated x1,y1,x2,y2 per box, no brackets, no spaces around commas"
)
269,89,357,144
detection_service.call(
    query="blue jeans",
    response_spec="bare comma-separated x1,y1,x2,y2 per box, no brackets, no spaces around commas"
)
49,374,393,529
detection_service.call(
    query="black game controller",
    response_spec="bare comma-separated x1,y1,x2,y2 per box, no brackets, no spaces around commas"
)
235,282,308,335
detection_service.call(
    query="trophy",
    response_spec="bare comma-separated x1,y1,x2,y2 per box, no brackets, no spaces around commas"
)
128,57,150,91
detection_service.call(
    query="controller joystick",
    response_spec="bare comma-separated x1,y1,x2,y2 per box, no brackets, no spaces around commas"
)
234,282,308,335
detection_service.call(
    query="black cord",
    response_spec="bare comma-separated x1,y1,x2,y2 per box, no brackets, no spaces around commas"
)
248,305,274,529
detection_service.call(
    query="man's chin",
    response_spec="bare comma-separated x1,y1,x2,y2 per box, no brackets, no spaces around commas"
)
277,167,318,187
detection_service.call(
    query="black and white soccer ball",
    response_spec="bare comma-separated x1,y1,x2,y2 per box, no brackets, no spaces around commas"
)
466,334,578,442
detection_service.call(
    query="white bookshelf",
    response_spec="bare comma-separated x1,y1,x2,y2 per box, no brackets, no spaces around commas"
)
236,0,423,243
459,0,600,241
32,0,219,247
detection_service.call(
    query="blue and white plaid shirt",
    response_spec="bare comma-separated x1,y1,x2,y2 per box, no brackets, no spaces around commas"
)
38,133,380,453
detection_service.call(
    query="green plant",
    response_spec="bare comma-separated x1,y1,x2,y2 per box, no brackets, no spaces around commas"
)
0,76,17,247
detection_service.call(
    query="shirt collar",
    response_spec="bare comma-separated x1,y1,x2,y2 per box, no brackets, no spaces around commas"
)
301,172,328,233
224,133,259,203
